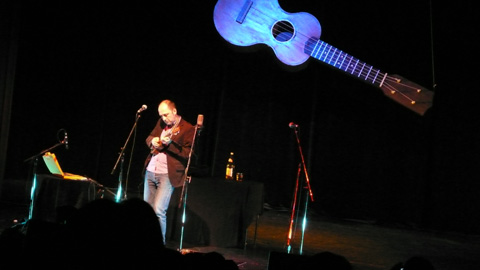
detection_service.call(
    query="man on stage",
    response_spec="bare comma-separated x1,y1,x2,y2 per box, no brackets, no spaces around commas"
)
143,99,195,244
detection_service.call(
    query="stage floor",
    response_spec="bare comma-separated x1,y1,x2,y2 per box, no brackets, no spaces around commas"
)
1,201,480,270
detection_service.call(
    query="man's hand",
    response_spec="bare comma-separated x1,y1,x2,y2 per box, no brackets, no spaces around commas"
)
161,135,172,145
151,137,161,148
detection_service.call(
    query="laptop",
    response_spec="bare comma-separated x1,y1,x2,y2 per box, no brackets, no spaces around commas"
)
42,152,88,180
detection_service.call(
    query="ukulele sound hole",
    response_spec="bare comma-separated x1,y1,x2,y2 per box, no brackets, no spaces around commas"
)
272,20,294,42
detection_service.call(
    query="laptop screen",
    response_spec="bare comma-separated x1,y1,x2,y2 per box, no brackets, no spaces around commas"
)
43,152,64,176
42,152,87,180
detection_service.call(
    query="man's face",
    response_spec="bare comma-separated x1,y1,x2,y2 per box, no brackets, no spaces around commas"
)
158,103,176,125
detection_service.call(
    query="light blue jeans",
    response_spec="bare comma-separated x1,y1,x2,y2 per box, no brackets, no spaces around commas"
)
143,171,174,244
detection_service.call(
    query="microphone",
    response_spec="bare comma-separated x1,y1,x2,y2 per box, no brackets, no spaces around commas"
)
64,130,69,150
197,114,204,135
137,104,148,113
289,122,299,129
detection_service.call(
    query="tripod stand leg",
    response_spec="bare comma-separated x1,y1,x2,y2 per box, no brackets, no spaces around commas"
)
299,189,309,255
178,178,189,251
28,157,39,220
28,173,37,220
286,163,302,253
115,153,125,202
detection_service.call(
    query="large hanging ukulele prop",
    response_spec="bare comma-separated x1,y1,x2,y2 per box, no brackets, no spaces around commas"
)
213,0,434,116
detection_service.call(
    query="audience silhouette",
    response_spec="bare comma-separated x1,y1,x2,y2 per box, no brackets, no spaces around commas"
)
2,197,438,270
300,251,353,270
0,197,240,269
390,256,436,270
182,250,238,270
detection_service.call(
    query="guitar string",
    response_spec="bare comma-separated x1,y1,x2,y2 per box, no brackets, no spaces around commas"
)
250,6,425,104
309,39,422,104
307,39,422,99
302,27,423,104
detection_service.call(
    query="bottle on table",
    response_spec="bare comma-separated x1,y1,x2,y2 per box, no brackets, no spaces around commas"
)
225,152,235,180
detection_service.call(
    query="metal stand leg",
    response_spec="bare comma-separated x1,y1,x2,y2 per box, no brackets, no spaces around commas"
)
178,176,190,251
28,158,38,220
285,124,314,255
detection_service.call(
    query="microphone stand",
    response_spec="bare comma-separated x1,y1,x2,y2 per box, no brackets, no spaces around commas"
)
24,139,66,220
178,123,201,252
111,113,141,202
286,125,314,255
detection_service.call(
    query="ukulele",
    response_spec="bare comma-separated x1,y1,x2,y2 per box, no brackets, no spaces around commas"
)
213,0,434,116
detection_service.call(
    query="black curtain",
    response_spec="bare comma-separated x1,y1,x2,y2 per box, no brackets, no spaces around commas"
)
2,0,479,234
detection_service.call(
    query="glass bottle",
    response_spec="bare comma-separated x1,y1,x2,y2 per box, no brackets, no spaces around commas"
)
225,152,235,180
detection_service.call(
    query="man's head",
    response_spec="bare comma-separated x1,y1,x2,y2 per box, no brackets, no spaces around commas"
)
158,100,177,126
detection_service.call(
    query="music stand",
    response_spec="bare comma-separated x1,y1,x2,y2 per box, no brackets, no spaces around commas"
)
23,129,68,220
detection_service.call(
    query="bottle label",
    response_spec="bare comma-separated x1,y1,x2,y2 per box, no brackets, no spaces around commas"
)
226,167,233,179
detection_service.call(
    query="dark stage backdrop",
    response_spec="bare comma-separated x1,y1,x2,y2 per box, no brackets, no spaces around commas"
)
2,1,479,234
